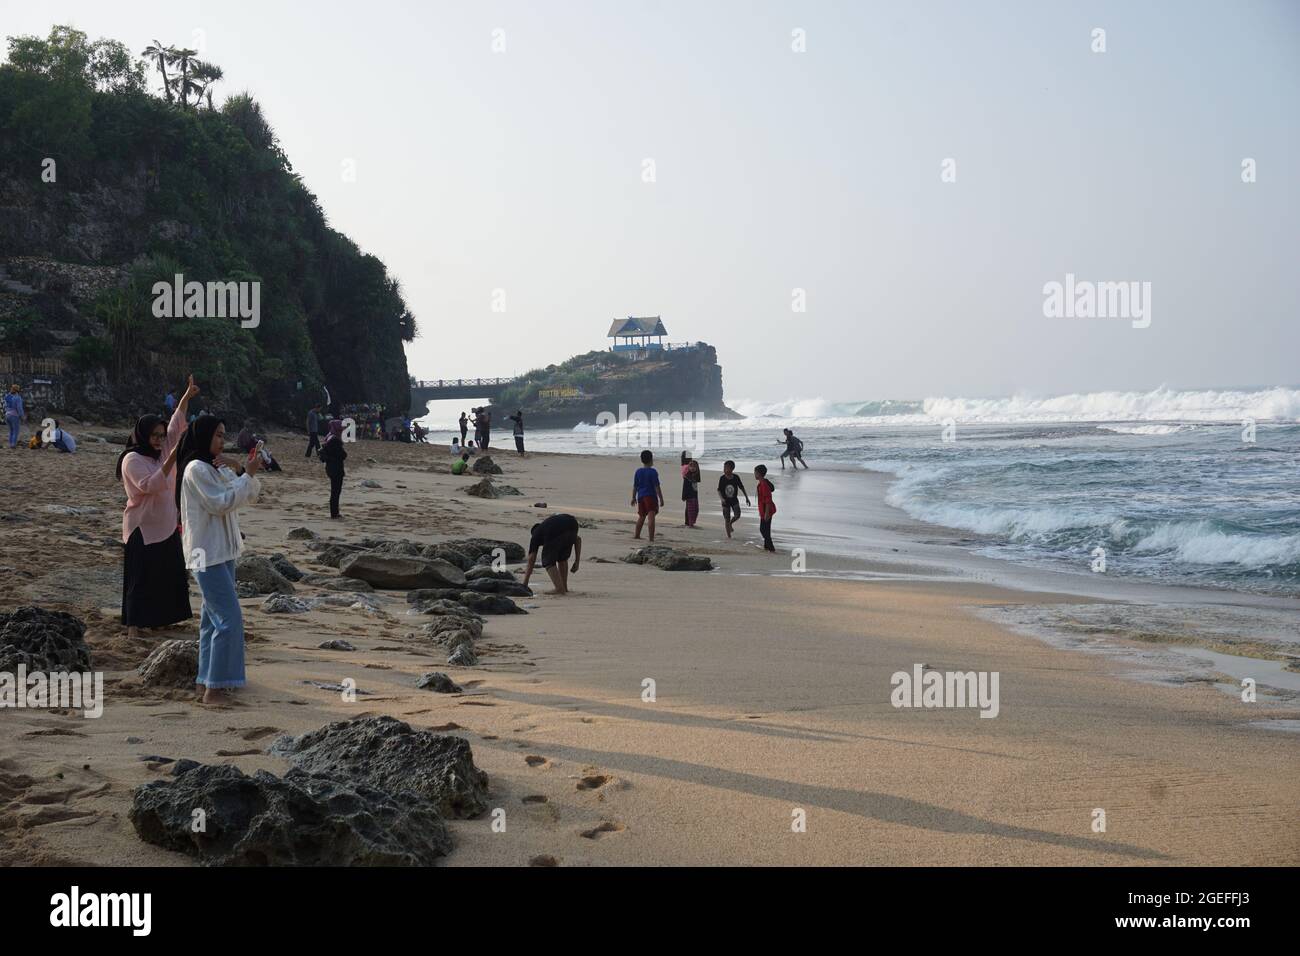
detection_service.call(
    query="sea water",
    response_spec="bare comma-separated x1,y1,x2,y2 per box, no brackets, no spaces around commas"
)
515,386,1300,597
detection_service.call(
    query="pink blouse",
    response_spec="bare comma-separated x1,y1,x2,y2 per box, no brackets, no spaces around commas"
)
120,405,187,545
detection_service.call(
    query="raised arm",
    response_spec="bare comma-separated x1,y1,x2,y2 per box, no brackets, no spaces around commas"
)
187,462,260,516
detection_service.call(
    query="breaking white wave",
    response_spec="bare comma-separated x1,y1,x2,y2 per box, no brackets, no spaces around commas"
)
731,387,1300,426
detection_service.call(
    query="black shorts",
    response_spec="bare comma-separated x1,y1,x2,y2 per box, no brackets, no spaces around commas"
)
541,528,578,568
722,498,741,521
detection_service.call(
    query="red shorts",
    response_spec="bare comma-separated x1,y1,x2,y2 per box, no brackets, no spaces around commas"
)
637,495,659,516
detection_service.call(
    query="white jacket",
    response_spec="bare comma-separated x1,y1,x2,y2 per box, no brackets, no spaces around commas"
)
181,462,260,569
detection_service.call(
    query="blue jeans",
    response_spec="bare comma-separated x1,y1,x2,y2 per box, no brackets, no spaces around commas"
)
5,413,19,448
193,560,246,689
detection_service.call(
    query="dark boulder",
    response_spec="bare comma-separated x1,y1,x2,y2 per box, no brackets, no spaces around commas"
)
268,554,304,582
417,672,462,693
268,716,489,819
622,546,714,571
0,606,90,672
471,455,502,475
235,555,296,595
339,553,466,590
129,764,452,865
136,640,198,688
465,578,532,598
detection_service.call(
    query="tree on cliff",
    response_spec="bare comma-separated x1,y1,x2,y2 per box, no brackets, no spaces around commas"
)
0,25,417,422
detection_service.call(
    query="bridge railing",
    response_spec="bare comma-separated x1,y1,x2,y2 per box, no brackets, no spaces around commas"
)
412,377,516,389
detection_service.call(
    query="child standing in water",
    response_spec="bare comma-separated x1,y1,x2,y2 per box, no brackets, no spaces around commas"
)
755,464,777,552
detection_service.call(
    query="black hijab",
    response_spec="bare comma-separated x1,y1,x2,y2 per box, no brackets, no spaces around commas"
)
174,414,225,510
116,414,167,480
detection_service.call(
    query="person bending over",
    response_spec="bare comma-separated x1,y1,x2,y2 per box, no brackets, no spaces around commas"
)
522,513,582,595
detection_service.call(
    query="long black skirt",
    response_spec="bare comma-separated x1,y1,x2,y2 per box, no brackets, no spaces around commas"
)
121,527,193,628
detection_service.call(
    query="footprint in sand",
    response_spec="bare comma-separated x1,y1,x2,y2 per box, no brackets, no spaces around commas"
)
524,755,549,768
529,854,560,867
521,794,548,804
576,774,611,791
579,821,625,839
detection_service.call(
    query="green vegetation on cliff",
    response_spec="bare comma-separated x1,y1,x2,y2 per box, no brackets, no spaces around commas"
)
0,26,415,420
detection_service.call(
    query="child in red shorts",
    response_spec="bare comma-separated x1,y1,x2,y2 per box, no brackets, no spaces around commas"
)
632,449,664,542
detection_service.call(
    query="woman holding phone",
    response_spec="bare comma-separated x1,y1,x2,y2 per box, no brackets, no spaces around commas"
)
177,414,262,705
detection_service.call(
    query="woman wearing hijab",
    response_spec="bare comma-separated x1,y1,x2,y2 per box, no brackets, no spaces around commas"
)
319,418,348,519
117,375,199,638
177,413,262,705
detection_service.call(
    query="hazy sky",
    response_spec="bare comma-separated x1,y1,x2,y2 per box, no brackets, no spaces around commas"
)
5,0,1298,403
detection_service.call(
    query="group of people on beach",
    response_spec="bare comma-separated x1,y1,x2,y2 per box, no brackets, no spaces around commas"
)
457,407,526,455
634,449,780,552
5,384,77,452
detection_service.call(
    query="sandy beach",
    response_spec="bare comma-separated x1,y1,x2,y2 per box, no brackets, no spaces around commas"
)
1,430,1297,867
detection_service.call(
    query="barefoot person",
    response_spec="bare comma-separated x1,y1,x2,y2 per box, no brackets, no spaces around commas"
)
680,450,701,527
178,414,262,705
717,460,750,538
117,375,199,639
755,464,778,552
522,513,582,595
778,429,809,469
632,449,664,541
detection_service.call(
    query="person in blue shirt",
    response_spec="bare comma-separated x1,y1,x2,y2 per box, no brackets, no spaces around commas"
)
164,389,177,416
631,449,664,542
4,385,24,449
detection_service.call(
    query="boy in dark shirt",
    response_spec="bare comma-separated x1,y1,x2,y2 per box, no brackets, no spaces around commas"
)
523,513,582,594
755,464,777,552
717,460,751,538
632,449,664,541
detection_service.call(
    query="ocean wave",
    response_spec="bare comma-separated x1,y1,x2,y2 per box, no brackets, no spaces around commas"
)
1129,521,1300,567
730,386,1300,426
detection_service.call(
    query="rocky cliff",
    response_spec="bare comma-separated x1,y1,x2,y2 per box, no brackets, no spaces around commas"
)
487,344,738,429
0,32,414,424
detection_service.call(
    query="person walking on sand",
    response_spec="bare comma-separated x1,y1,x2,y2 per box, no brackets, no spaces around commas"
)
522,513,582,595
459,411,469,446
632,449,664,541
4,384,24,449
305,405,321,458
680,451,701,527
778,429,809,469
717,460,750,538
320,418,348,518
755,464,777,552
480,407,492,450
118,375,199,639
508,409,525,455
178,414,262,705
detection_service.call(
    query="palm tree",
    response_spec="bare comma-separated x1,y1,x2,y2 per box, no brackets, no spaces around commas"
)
191,61,224,109
141,40,175,102
167,47,199,108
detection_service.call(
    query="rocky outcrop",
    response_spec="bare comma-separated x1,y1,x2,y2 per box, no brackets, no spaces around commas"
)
623,546,714,571
235,555,296,595
268,554,304,582
339,553,466,590
0,606,90,672
136,640,198,688
471,456,502,475
129,764,452,866
417,672,461,693
269,716,489,819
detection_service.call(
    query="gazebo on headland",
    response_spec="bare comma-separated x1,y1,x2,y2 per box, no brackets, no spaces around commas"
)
607,315,667,353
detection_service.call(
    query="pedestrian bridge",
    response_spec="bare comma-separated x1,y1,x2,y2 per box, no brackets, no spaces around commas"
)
410,377,515,406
